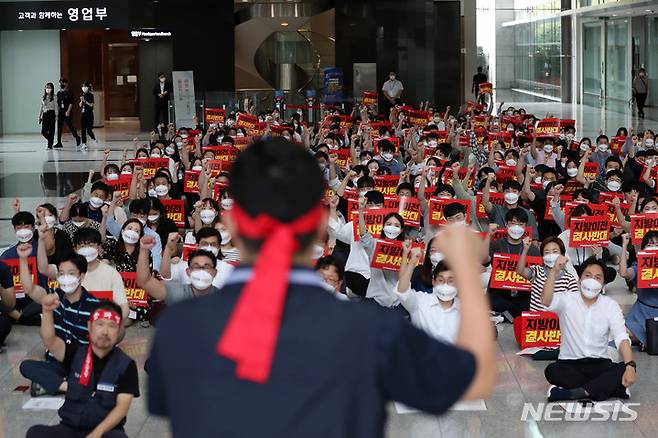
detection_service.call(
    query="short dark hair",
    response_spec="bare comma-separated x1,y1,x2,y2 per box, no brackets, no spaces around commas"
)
90,181,110,198
12,211,35,227
196,227,222,245
57,253,88,274
188,249,217,268
433,183,455,198
505,207,528,224
365,190,384,205
502,180,522,192
540,236,565,255
396,182,415,196
90,301,123,320
103,163,120,176
229,138,325,253
577,256,614,284
314,255,344,281
357,176,375,189
70,202,88,219
73,228,102,246
432,260,451,280
444,202,466,219
642,230,658,249
158,72,165,78
129,198,151,215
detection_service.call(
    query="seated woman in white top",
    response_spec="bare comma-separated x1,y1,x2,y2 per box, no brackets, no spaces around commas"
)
394,241,460,343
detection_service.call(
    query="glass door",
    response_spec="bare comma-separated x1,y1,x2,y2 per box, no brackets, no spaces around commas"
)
583,22,603,99
605,19,629,102
107,43,139,119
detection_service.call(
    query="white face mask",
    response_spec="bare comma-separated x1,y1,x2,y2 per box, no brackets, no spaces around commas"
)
192,165,203,171
57,274,80,294
506,159,517,167
16,228,34,243
382,152,394,161
221,198,234,211
566,133,575,141
504,192,519,205
82,86,89,93
430,252,444,266
543,253,559,268
44,215,57,229
122,229,140,244
597,143,609,153
121,170,133,175
580,142,591,152
176,141,184,148
543,144,554,153
160,77,166,83
199,209,217,224
106,173,119,181
76,246,98,262
507,224,525,240
312,244,325,260
220,230,232,245
383,225,402,239
580,277,603,299
89,196,104,209
136,217,147,226
646,139,655,148
200,245,220,257
433,284,457,302
534,176,542,184
154,185,169,197
567,168,578,177
165,146,175,155
428,140,438,148
151,152,161,158
542,180,551,189
606,180,621,192
72,220,86,228
147,189,158,198
189,269,214,290
148,213,160,223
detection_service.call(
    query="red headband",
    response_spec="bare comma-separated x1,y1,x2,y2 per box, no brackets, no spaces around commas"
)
216,203,324,383
80,309,121,386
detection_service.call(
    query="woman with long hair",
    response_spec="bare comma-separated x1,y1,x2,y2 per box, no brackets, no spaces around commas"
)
39,82,57,149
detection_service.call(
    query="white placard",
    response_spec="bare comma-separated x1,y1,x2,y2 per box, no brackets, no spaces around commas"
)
22,397,65,410
172,70,196,129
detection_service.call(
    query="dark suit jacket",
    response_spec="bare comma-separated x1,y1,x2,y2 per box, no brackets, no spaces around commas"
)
153,80,173,102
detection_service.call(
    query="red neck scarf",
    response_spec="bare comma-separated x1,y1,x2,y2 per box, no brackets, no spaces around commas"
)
79,309,122,387
216,203,324,383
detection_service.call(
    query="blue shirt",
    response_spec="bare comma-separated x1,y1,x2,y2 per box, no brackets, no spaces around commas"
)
148,267,476,438
107,215,162,271
0,238,49,289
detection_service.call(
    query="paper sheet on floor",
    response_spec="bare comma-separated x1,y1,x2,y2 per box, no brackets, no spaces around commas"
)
395,399,486,414
22,397,65,410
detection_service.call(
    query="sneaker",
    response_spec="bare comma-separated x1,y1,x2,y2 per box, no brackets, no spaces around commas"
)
30,381,48,397
53,143,63,149
80,144,88,152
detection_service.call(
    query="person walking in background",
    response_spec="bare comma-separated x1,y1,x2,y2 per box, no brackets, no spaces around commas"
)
633,68,648,118
79,82,96,152
54,77,80,149
153,72,173,129
472,66,488,98
39,82,57,150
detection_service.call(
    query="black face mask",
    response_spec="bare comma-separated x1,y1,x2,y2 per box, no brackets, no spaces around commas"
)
60,83,67,89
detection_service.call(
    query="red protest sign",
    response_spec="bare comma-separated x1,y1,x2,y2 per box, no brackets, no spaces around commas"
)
350,208,396,241
383,196,421,227
338,115,354,129
106,175,132,201
497,165,517,182
637,250,658,289
630,213,658,245
362,91,378,107
130,158,170,179
374,175,400,196
611,136,626,156
88,290,113,301
583,162,599,180
603,200,629,227
568,215,610,248
476,191,504,219
535,118,561,138
489,131,513,150
478,82,493,95
202,146,239,164
212,181,230,202
161,199,185,227
442,167,475,189
407,110,431,127
182,243,197,262
501,117,523,131
514,311,561,349
428,198,472,225
562,179,584,195
489,253,542,291
333,148,351,168
3,257,37,297
248,122,267,137
370,239,425,272
562,202,607,229
204,108,226,126
544,195,572,221
235,113,258,131
183,170,200,194
120,272,149,307
232,135,252,151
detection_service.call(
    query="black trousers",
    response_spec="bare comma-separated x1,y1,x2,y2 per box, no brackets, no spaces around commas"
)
56,113,80,144
344,271,369,298
80,112,95,143
155,100,169,128
488,289,530,318
636,93,647,116
545,358,628,401
27,424,128,438
41,111,56,147
0,300,41,344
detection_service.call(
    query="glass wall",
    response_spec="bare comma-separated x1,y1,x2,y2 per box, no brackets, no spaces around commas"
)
646,15,658,107
583,23,602,96
606,19,629,101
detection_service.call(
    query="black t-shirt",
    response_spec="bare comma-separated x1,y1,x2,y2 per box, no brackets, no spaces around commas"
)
81,92,94,114
64,343,140,397
57,88,74,111
0,260,13,289
47,229,74,265
529,189,562,241
154,217,179,249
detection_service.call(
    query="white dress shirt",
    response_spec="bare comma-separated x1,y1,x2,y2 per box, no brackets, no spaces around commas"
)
396,284,460,343
327,216,371,279
164,259,234,289
548,291,630,360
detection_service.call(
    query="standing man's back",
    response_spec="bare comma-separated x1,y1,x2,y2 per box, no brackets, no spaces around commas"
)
147,138,496,437
472,66,488,97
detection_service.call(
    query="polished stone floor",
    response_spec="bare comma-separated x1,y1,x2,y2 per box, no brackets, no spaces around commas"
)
0,105,658,437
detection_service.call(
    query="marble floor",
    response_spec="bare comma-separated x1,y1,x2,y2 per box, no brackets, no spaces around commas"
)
0,105,657,438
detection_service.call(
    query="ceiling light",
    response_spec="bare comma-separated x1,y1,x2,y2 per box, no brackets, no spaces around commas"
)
281,22,289,27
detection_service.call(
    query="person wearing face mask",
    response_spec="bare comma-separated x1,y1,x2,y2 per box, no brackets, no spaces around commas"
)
39,82,58,149
73,181,110,224
188,198,220,242
54,77,81,148
588,134,612,178
358,203,407,308
158,229,234,290
632,68,648,118
154,72,173,128
483,176,539,241
313,256,348,300
215,222,240,263
17,252,100,397
144,195,179,248
516,236,579,312
620,231,658,351
394,245,461,343
542,257,636,402
375,141,403,175
60,197,102,239
520,168,562,241
530,137,558,168
410,236,444,293
381,71,404,116
483,208,541,318
78,82,96,151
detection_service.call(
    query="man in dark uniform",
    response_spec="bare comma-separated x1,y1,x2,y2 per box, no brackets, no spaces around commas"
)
148,138,496,437
54,78,81,149
26,300,139,438
153,72,173,129
472,66,488,98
